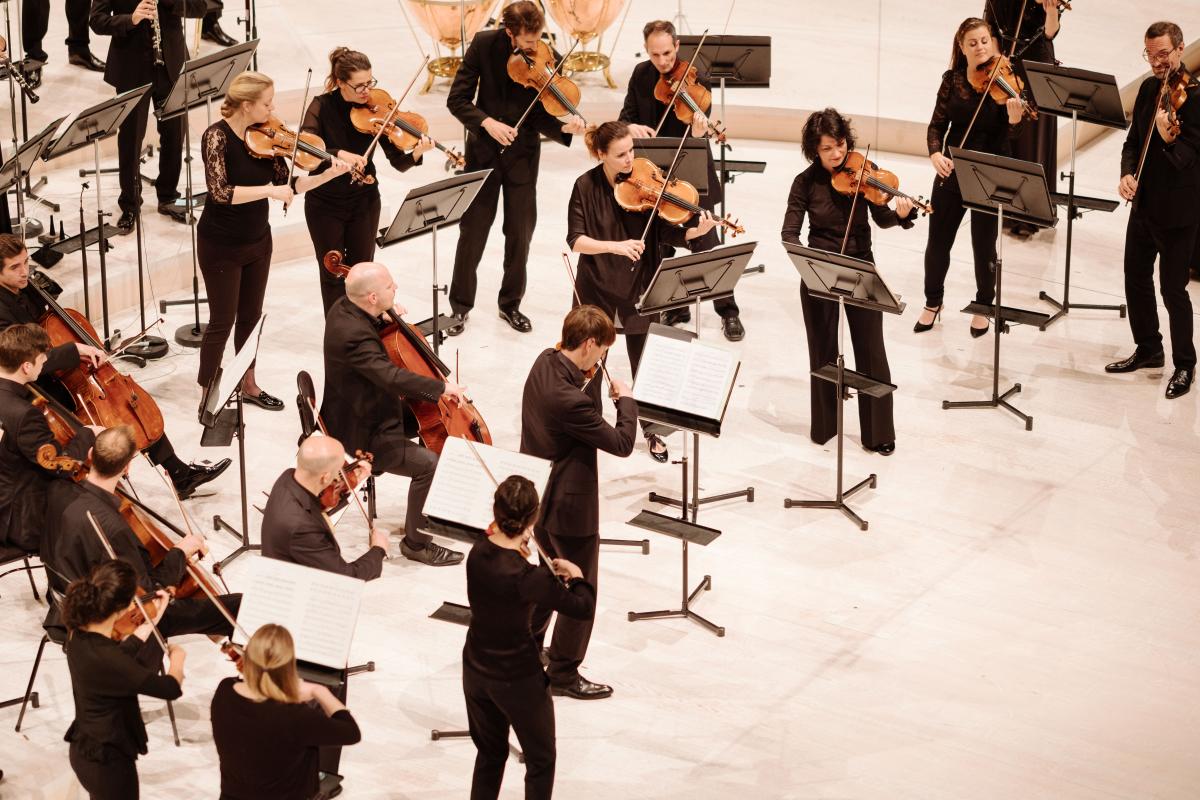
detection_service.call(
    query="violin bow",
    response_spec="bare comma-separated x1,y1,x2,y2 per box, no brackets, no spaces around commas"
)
360,56,429,164
303,398,378,538
560,252,616,395
1129,68,1181,204
653,28,710,137
283,69,314,216
638,128,691,245
838,145,870,256
502,37,583,155
86,510,171,655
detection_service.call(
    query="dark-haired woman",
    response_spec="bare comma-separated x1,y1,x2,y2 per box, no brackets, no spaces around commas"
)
918,17,1026,337
782,108,917,456
61,560,184,800
464,475,594,800
567,119,717,462
302,47,434,313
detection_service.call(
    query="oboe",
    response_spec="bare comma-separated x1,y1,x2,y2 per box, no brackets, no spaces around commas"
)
1,55,38,103
150,0,164,67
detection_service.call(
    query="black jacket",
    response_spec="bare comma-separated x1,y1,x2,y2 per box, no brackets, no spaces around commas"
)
89,0,208,91
319,296,445,454
261,469,385,581
1121,73,1200,228
519,349,637,539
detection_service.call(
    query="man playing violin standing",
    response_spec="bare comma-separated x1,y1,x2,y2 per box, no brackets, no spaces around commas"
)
1108,21,1200,399
321,261,469,566
445,0,585,336
619,19,745,342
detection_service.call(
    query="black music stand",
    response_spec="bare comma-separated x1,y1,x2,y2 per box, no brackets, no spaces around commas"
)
780,244,903,531
1,116,62,265
156,40,259,348
1022,61,1128,327
943,148,1056,431
633,137,710,197
41,87,150,344
377,169,492,354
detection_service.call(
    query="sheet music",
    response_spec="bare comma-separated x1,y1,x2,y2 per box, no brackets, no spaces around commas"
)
233,557,364,669
423,437,552,532
634,333,738,421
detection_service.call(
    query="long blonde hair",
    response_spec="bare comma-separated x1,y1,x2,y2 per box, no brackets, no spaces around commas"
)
242,624,302,703
220,71,274,118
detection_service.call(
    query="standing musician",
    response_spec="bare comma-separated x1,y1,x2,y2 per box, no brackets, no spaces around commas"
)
60,560,185,800
321,261,468,566
568,120,717,463
90,0,209,233
984,0,1063,238
463,476,594,800
302,46,433,314
522,305,637,700
0,235,230,498
262,435,389,580
445,0,586,336
19,0,106,89
197,71,349,410
782,109,917,457
917,17,1026,338
200,0,237,47
619,19,745,341
1108,21,1199,400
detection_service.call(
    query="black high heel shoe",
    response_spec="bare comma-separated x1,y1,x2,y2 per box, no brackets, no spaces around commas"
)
646,434,669,463
913,305,942,333
969,317,990,338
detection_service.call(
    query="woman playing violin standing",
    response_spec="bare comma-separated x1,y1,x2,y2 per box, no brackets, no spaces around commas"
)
197,71,349,410
917,17,1027,338
302,47,435,314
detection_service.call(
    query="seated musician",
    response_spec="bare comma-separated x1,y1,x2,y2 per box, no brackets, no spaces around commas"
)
320,261,469,567
0,233,229,498
43,425,241,643
262,435,390,579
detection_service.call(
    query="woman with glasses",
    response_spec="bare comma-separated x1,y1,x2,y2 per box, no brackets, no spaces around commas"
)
302,47,435,313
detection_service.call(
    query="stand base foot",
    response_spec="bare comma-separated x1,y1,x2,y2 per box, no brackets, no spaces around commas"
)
0,691,38,711
942,383,1032,430
1038,291,1127,329
431,729,524,761
783,473,876,531
628,576,724,636
648,485,754,512
173,322,206,348
599,537,650,554
212,515,259,573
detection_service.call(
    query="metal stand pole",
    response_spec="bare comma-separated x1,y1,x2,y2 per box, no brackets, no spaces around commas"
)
431,221,442,355
122,201,168,361
92,139,113,343
158,86,207,346
214,392,259,572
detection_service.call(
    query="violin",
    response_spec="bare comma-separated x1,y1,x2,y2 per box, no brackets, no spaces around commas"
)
349,88,466,170
245,116,371,184
506,40,585,122
322,251,492,454
831,151,933,216
112,593,163,641
613,157,744,237
970,55,1038,120
318,451,374,513
1159,66,1193,139
653,60,727,144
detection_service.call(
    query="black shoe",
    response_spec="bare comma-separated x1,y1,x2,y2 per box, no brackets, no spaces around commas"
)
913,305,941,333
970,319,990,338
242,390,285,410
116,210,136,235
551,675,613,700
498,307,532,333
157,202,188,224
646,433,669,463
446,311,468,336
400,539,464,566
1166,368,1194,399
173,458,232,499
68,50,106,72
863,441,896,456
721,315,745,341
662,307,691,327
202,22,238,47
1104,349,1165,374
22,65,43,91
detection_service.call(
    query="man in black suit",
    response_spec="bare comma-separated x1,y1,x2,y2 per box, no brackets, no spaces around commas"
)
262,435,389,580
90,0,208,233
200,0,236,46
20,0,105,89
619,19,744,342
321,261,468,566
522,305,638,700
445,0,585,336
1108,20,1200,399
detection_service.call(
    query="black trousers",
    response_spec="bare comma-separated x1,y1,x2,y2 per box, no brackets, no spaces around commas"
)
305,191,381,315
368,419,438,544
800,282,894,449
463,665,556,800
530,532,598,684
156,593,241,639
204,0,224,25
196,232,272,387
70,743,139,800
318,678,350,777
690,227,740,318
116,84,184,214
22,0,91,61
1123,213,1197,369
922,171,997,308
449,162,537,314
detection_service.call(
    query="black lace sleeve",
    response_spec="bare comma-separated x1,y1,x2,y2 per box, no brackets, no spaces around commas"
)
272,155,289,186
927,70,953,156
202,125,233,205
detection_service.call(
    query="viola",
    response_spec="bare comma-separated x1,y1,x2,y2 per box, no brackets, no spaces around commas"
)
245,116,371,184
322,251,492,454
613,157,744,237
506,40,585,122
318,451,374,513
831,151,933,216
112,594,163,641
349,87,466,170
1159,66,1193,139
653,59,727,144
970,55,1038,120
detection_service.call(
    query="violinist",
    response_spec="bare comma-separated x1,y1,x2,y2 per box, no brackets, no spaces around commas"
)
619,20,745,341
320,261,468,566
917,17,1026,338
568,120,717,462
782,109,916,457
302,47,434,313
445,0,585,336
61,559,184,800
464,476,593,800
0,235,230,499
197,71,350,410
522,305,637,701
1108,21,1199,400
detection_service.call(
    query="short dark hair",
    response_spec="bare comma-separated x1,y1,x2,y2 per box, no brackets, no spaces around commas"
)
0,232,27,264
62,559,138,631
561,305,616,350
502,1,544,35
642,20,676,42
0,322,52,372
91,426,138,479
801,108,855,163
493,475,539,535
584,120,631,158
1146,21,1184,48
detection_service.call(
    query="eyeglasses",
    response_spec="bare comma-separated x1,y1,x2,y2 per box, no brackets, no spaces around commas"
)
1143,47,1176,64
346,78,378,93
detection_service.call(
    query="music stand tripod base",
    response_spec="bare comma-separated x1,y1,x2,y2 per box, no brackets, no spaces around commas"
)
783,474,876,531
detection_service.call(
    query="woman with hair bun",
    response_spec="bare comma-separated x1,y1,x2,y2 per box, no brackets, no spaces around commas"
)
60,559,182,800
